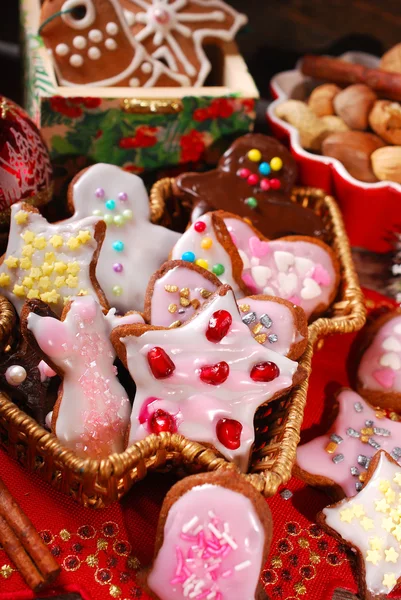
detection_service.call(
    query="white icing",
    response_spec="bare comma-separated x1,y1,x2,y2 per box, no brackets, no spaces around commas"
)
251,266,271,288
88,28,103,42
274,251,294,272
55,43,70,56
129,77,140,86
105,38,118,50
69,54,84,67
88,46,101,60
61,0,96,30
123,9,136,26
106,21,119,35
73,36,87,49
300,278,322,300
141,61,152,73
295,257,314,277
380,352,401,371
383,337,401,353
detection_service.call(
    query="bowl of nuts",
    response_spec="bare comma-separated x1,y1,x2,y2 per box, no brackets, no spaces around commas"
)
267,50,401,253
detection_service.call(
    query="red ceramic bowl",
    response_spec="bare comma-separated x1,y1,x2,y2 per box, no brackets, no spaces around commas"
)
267,52,401,253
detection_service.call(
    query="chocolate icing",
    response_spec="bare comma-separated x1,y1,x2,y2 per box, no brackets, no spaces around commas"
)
174,134,326,239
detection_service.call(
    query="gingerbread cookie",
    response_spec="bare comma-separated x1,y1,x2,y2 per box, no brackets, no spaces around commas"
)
112,284,306,471
319,450,401,600
22,295,144,458
146,260,308,359
173,134,326,240
356,309,401,412
39,0,189,87
146,470,272,600
295,389,401,501
119,0,247,86
66,163,180,312
0,203,108,317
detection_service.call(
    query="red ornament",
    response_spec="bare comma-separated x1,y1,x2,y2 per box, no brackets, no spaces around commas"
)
250,362,280,382
0,97,52,218
247,173,259,186
147,347,176,379
149,409,176,434
238,168,250,179
216,418,242,450
206,310,232,343
194,221,207,233
260,178,271,191
270,178,281,190
199,361,230,385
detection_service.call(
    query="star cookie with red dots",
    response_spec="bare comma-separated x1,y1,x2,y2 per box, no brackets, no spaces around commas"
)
111,284,306,471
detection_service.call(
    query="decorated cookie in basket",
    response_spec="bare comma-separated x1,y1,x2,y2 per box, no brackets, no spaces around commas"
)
319,450,401,600
0,203,107,317
66,163,180,312
22,295,144,458
112,284,306,471
146,260,308,359
119,0,248,86
356,309,401,411
173,134,326,239
39,0,189,87
146,470,272,600
295,389,401,501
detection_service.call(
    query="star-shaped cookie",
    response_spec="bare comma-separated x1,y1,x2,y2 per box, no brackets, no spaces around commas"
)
319,451,401,599
296,389,401,500
66,163,180,312
112,284,306,471
0,203,107,316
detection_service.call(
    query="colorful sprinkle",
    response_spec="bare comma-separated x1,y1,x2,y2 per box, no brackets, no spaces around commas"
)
270,156,283,171
104,214,113,225
212,264,225,276
247,174,259,186
194,221,207,233
201,237,213,250
259,162,271,176
182,251,195,263
112,285,123,296
113,263,123,273
113,241,124,252
195,258,209,270
118,192,128,202
95,188,105,198
113,215,125,227
105,199,116,210
270,178,281,190
245,197,258,209
247,149,262,162
260,179,271,192
122,209,133,220
238,168,250,179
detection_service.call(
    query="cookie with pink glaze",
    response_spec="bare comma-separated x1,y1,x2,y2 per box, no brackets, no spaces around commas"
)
21,295,144,459
295,389,401,501
112,284,306,471
145,260,308,359
146,470,272,600
318,450,401,600
356,309,401,411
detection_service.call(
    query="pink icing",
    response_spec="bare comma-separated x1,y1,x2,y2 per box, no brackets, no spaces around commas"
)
312,264,331,286
358,314,401,393
38,360,57,382
296,389,401,497
249,237,270,258
148,484,265,600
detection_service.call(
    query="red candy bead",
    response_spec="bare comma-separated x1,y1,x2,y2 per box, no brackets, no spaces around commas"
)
216,418,242,450
270,178,281,190
206,310,232,343
147,347,176,379
194,221,206,233
200,361,229,385
238,168,250,179
247,174,259,186
260,178,271,191
149,409,176,434
250,361,280,382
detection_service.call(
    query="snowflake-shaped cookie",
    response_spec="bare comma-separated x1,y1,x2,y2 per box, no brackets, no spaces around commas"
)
112,284,305,471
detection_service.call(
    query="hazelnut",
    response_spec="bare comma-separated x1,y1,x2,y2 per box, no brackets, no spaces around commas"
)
381,43,401,74
333,84,377,130
308,84,341,117
322,131,385,182
371,146,401,183
369,100,401,145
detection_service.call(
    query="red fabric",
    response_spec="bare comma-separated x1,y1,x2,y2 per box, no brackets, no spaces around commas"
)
0,288,397,600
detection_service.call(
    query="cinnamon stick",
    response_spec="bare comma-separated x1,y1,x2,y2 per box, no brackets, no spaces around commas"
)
301,54,401,101
0,477,60,590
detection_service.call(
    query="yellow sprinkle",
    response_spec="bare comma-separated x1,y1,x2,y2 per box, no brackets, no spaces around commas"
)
248,148,262,162
379,479,391,493
200,237,213,250
339,508,354,523
195,259,208,270
191,299,200,310
390,509,400,524
252,323,263,335
168,303,177,314
45,252,56,263
382,516,396,532
0,273,10,287
255,333,267,344
29,267,42,279
325,441,337,454
41,263,53,276
385,488,396,504
54,276,66,288
40,292,50,302
180,297,190,307
54,262,67,275
238,304,250,313
33,236,47,250
66,275,78,288
369,537,382,551
22,245,34,258
20,257,31,270
22,277,33,289
14,210,28,225
382,573,397,591
385,547,399,563
46,289,60,304
180,288,190,298
353,504,365,518
393,473,401,487
360,517,374,531
22,231,35,244
66,237,80,250
27,289,40,299
39,276,51,290
4,256,19,269
77,230,91,244
200,289,212,299
165,285,178,293
63,295,71,305
13,284,25,297
169,320,182,328
393,524,401,541
67,262,80,275
270,156,283,171
366,550,381,565
49,235,63,248
78,289,88,296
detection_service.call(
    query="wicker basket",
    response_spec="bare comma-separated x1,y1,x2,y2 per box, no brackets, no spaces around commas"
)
0,186,366,508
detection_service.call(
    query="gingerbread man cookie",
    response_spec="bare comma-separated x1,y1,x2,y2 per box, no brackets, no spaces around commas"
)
39,0,189,87
119,0,247,86
66,163,180,312
173,134,326,240
0,203,107,317
357,309,401,412
22,295,144,458
319,450,401,599
146,470,272,600
112,284,306,471
146,260,308,359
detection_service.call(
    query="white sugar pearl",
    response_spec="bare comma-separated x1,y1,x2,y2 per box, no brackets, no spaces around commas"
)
73,36,87,50
88,47,101,60
70,54,84,67
106,22,119,36
88,29,103,43
6,365,27,386
123,9,136,26
141,62,152,74
129,77,139,87
55,43,69,56
105,38,118,50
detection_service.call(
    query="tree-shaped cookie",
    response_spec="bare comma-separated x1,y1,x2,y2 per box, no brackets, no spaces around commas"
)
0,203,107,317
39,0,189,87
120,0,247,86
66,163,180,312
22,295,144,458
112,284,306,471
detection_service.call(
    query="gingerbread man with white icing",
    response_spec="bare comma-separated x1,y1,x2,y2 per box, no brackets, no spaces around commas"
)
39,0,189,87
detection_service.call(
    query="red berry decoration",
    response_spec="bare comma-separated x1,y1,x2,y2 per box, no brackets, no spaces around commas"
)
147,347,176,379
270,178,281,190
216,418,242,450
247,174,259,186
199,361,230,385
206,310,232,343
194,221,207,233
260,178,271,191
149,409,176,434
250,361,280,382
238,168,250,179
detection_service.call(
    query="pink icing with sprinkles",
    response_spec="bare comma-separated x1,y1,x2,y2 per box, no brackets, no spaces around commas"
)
312,264,331,286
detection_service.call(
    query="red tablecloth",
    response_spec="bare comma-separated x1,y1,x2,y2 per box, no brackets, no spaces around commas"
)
0,289,397,600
